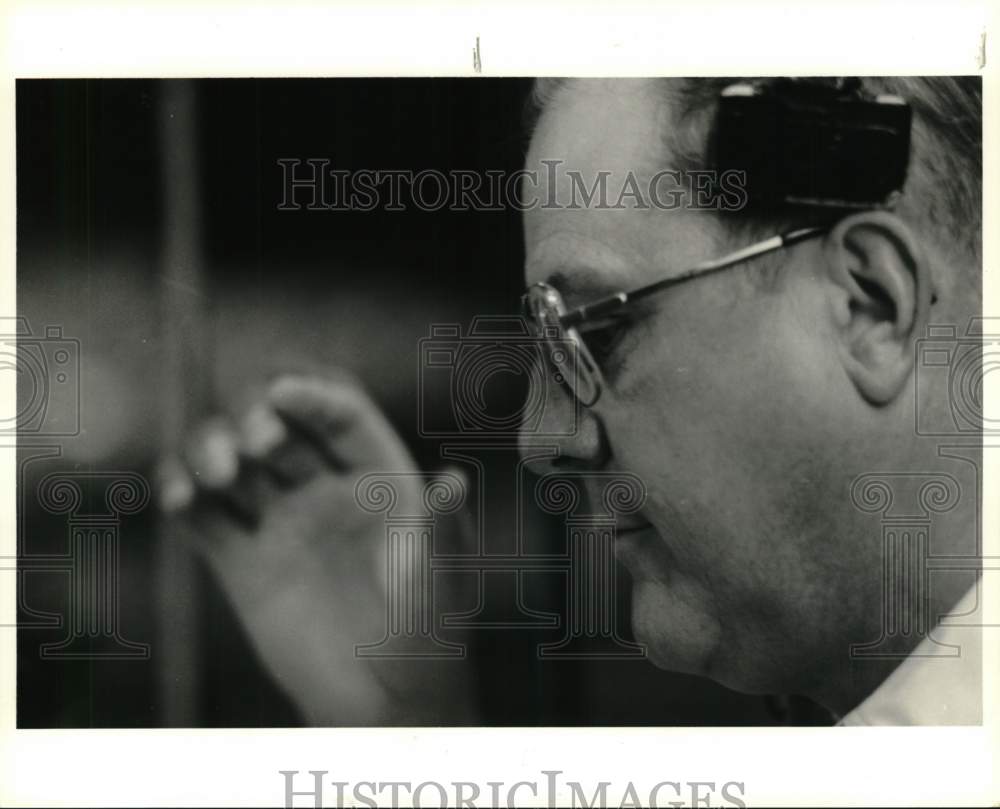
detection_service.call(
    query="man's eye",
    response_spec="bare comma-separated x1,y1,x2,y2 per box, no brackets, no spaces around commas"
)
579,319,630,366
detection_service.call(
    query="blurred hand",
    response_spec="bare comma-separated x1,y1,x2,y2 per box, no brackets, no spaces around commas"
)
156,374,476,725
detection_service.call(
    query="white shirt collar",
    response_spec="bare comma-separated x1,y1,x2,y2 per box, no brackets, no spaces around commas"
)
838,584,982,726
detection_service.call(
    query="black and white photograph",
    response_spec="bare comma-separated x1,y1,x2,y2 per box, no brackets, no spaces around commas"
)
1,2,997,807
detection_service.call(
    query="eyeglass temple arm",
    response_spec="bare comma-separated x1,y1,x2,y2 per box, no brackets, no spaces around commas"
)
560,226,827,329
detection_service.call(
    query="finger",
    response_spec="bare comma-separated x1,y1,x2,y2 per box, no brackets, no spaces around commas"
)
267,375,414,472
241,402,330,486
155,455,196,513
184,418,258,526
239,401,287,459
185,417,240,490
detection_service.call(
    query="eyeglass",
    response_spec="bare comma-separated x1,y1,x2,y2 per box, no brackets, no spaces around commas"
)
521,226,828,407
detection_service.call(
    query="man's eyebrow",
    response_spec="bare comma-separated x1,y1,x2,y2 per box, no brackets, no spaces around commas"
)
544,267,624,307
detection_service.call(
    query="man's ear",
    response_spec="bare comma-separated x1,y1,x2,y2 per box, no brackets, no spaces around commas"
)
823,211,932,405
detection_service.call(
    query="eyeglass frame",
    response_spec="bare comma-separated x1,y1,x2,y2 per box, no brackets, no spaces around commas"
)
521,226,829,408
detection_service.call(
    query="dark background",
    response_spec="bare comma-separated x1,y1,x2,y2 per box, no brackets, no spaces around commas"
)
15,79,827,727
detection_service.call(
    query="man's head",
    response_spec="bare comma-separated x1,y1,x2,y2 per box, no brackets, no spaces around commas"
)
519,77,981,713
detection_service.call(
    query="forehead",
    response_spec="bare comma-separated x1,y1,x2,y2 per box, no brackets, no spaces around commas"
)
523,79,719,298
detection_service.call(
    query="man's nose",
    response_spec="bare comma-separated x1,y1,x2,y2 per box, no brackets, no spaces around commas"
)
517,370,608,475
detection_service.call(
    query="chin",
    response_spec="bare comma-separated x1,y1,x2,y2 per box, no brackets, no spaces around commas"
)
629,577,800,696
628,578,716,679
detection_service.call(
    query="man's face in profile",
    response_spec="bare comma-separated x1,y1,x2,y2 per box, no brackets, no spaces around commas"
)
521,79,884,700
